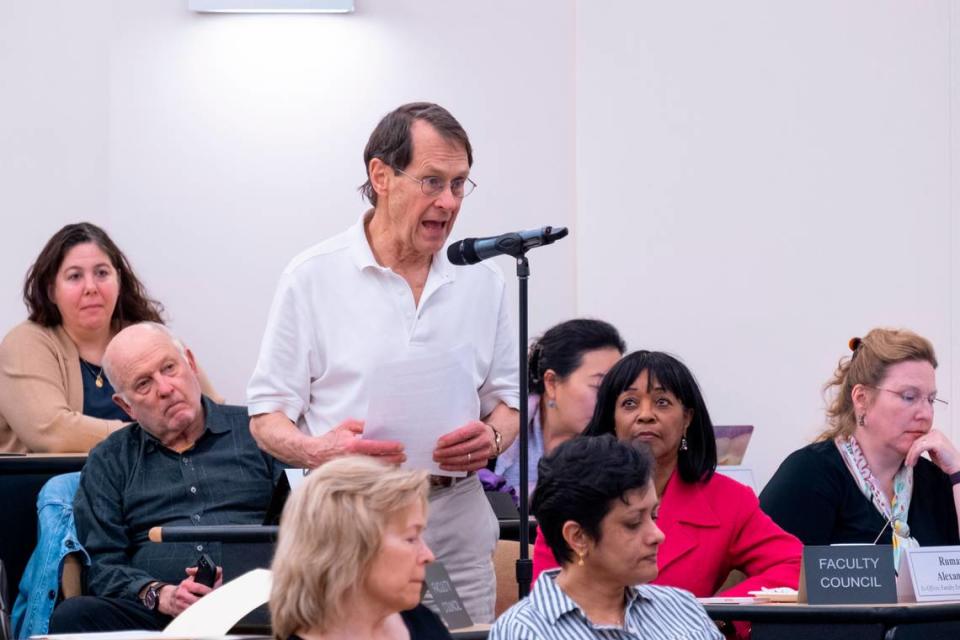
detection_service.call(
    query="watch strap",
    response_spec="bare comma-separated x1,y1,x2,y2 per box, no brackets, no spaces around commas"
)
140,581,165,610
486,423,503,457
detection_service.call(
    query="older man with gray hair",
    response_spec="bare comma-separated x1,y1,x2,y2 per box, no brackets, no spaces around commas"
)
48,322,282,633
248,102,521,623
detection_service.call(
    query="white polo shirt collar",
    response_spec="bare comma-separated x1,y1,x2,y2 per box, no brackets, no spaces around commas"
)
348,209,456,300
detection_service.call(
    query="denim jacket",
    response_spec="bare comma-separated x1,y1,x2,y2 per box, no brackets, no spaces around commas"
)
11,473,88,639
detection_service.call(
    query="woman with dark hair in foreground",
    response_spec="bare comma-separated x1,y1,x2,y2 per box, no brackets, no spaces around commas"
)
532,351,801,638
490,435,721,639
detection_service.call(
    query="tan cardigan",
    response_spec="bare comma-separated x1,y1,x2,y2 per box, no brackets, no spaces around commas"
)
0,321,221,453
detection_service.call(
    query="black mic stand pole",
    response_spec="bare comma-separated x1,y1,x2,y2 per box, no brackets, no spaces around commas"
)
515,254,533,599
451,228,568,599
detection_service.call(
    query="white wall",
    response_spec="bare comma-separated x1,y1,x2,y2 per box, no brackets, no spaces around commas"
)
2,1,958,489
576,1,955,486
0,0,577,403
0,2,111,315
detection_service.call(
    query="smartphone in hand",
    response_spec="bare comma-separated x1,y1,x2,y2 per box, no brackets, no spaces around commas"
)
194,553,217,588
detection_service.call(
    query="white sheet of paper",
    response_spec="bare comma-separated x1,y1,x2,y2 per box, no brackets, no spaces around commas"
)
284,468,310,492
163,568,272,636
364,346,480,477
36,570,271,640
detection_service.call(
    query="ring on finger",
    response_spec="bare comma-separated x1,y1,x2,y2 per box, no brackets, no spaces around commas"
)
467,451,472,464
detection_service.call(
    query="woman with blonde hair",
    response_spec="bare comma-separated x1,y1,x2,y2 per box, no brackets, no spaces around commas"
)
760,328,960,567
270,456,451,640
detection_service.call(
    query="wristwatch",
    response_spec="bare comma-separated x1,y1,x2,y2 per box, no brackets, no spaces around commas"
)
140,581,165,611
486,423,503,457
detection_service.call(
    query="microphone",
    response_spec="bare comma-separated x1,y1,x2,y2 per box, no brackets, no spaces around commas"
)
446,226,569,265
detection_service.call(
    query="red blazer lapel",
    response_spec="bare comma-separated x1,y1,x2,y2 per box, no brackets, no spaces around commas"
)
656,471,721,574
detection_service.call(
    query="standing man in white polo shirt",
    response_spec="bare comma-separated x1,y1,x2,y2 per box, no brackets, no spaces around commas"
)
247,102,520,623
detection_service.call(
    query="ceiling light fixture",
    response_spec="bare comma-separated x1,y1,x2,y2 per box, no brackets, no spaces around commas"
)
189,0,353,13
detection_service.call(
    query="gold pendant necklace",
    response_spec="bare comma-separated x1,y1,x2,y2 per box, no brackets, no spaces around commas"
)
81,359,105,388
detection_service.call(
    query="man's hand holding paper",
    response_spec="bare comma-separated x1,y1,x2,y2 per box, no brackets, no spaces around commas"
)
364,347,480,477
434,420,496,473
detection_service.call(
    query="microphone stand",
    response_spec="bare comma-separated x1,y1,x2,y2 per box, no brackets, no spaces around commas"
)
500,230,567,598
515,253,533,599
450,227,568,599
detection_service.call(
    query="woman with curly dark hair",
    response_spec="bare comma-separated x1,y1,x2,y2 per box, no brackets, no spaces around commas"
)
0,222,219,452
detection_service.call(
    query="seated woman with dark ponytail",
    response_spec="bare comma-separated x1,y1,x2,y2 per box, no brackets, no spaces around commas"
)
494,318,624,499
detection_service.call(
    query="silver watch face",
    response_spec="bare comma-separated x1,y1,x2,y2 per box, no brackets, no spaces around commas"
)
143,585,159,610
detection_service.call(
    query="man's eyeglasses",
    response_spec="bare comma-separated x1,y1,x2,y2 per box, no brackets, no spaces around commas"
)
395,168,476,199
870,386,948,408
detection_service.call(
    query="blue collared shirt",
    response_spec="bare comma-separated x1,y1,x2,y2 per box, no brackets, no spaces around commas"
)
489,569,723,640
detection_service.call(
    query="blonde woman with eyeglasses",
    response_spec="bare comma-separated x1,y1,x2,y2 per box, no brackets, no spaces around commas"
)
760,328,960,568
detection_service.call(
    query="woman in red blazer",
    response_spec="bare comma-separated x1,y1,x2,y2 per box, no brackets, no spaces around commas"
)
532,351,801,632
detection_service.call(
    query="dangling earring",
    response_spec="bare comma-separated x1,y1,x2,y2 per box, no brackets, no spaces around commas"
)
577,551,585,567
547,399,557,408
858,414,865,427
680,436,689,451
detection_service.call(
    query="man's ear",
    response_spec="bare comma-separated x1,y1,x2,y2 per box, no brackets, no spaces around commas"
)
184,347,198,374
113,393,135,421
369,157,392,200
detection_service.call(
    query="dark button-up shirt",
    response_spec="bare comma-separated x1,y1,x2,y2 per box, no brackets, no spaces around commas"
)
74,397,282,601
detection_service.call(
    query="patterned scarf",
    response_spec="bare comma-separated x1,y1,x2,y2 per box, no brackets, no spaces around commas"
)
834,435,918,572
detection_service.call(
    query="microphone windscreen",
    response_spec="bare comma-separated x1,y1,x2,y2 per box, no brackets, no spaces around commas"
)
446,239,479,265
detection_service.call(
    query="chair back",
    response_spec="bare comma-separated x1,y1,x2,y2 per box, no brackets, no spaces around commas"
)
494,540,533,617
0,559,11,640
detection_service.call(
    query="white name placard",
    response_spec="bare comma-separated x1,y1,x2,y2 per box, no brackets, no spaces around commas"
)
899,546,960,602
